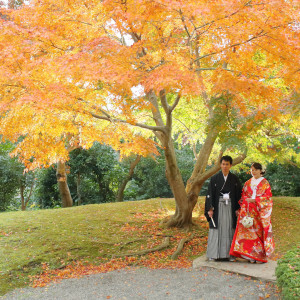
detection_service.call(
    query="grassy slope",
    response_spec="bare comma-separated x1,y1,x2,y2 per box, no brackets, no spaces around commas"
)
0,197,299,295
271,197,300,254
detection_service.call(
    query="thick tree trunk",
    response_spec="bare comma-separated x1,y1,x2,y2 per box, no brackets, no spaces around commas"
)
148,90,197,228
161,136,194,228
146,90,245,229
56,161,73,207
116,155,141,202
161,119,220,228
185,128,220,205
186,129,219,193
187,149,247,204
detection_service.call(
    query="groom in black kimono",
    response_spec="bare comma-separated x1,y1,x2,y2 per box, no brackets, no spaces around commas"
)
204,155,242,261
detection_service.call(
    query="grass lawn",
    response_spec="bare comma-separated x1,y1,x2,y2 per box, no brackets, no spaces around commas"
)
0,197,299,296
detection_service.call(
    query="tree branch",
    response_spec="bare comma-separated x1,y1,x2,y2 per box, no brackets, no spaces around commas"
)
90,112,166,132
147,90,165,127
63,19,93,26
1,84,26,89
194,0,253,32
48,39,68,51
287,160,299,167
194,30,265,63
194,19,292,64
172,117,198,136
192,144,198,160
194,150,247,185
232,151,248,166
216,148,225,165
25,180,35,207
159,89,170,114
102,25,124,44
170,94,181,112
146,60,165,72
196,66,280,82
195,67,235,72
159,89,173,130
179,9,191,38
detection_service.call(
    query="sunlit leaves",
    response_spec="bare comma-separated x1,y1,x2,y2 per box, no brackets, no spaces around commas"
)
0,0,299,168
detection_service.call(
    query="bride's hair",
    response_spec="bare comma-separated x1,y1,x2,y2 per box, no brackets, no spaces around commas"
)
251,162,266,175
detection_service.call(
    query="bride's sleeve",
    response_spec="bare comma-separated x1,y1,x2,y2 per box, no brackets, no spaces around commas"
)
239,182,248,206
256,180,272,210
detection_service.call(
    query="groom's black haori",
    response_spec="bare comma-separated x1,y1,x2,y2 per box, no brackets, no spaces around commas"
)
204,171,242,228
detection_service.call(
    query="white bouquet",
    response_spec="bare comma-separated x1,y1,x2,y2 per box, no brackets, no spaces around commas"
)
241,216,254,228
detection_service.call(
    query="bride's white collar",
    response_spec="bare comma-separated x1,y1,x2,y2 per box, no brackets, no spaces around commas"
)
251,176,264,185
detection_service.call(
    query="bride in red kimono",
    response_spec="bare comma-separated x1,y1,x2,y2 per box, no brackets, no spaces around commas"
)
230,163,275,263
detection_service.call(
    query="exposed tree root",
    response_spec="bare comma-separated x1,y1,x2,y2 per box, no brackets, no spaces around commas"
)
119,238,147,250
155,234,174,237
119,235,173,250
164,217,186,229
191,220,202,230
159,217,170,227
161,215,196,231
113,237,170,258
171,233,194,260
183,225,193,233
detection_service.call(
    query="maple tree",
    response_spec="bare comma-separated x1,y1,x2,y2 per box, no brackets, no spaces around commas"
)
0,1,299,226
0,0,158,206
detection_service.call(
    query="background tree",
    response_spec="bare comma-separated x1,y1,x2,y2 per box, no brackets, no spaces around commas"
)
0,142,35,211
35,167,60,209
56,160,73,208
238,162,300,197
19,171,35,210
267,163,300,196
1,139,299,211
130,141,203,201
68,143,121,204
0,143,20,211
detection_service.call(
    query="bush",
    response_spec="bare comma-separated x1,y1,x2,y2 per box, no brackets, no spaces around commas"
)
0,143,22,211
35,167,60,208
276,246,300,300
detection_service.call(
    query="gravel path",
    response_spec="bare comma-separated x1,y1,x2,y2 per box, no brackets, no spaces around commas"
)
2,267,280,300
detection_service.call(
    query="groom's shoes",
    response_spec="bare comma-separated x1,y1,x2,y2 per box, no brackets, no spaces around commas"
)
208,257,236,262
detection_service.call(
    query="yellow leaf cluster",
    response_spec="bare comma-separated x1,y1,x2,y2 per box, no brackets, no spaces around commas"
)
0,0,299,168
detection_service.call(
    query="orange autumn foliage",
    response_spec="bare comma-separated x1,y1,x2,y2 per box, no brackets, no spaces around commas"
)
0,0,299,168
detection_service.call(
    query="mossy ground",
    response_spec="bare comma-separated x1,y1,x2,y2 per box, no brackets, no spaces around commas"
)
0,197,299,296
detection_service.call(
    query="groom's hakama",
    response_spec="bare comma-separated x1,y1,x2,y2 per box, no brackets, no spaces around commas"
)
206,197,234,259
